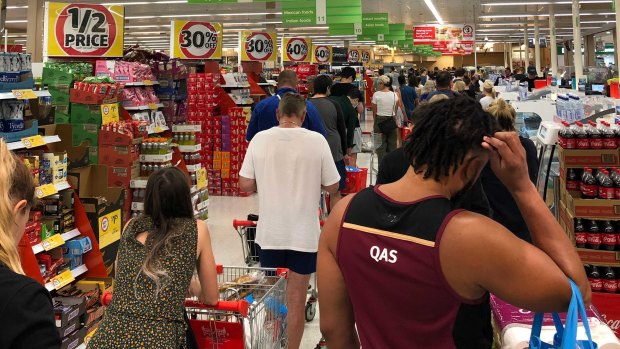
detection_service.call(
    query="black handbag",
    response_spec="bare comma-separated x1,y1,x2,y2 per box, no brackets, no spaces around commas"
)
377,116,398,134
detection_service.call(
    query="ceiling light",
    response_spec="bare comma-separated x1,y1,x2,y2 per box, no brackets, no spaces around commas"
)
5,20,27,23
423,0,444,25
6,6,28,9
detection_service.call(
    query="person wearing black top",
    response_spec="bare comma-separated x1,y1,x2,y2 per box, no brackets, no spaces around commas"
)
0,140,61,349
494,67,512,86
526,66,538,92
481,99,539,243
463,76,477,99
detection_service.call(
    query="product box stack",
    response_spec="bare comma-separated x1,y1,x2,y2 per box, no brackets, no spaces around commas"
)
289,64,318,96
0,53,33,92
154,60,188,126
42,62,91,125
556,121,620,337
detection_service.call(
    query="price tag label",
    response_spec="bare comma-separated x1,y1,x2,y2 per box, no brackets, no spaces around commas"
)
42,234,66,251
51,269,75,290
148,103,159,110
312,45,332,64
144,80,152,86
21,135,45,148
197,168,207,190
172,21,223,60
241,31,276,62
284,37,311,63
36,183,58,199
100,103,119,125
12,89,37,99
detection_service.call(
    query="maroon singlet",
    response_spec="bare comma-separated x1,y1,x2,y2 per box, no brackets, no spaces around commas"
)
337,185,485,348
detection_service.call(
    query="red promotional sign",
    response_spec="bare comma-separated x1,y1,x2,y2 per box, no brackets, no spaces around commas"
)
414,24,475,56
413,26,435,41
54,4,118,56
348,49,360,63
592,293,620,338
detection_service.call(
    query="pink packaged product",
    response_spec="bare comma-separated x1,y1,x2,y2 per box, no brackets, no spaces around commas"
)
145,87,160,104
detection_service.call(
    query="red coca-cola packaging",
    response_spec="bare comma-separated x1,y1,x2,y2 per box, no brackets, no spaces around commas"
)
575,218,587,248
604,267,618,293
589,266,604,292
575,122,590,149
587,220,602,250
603,220,618,251
588,121,604,149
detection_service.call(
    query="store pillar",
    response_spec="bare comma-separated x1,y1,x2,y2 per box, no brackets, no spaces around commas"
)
572,0,584,82
523,26,529,66
509,43,513,70
584,34,596,67
535,17,541,75
26,0,44,62
549,4,558,78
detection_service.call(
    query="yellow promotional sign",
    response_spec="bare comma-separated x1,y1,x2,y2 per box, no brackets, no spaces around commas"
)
51,269,75,290
36,183,58,199
312,45,332,64
196,168,207,190
98,209,121,249
42,234,66,251
44,2,125,57
240,31,277,62
100,103,119,125
361,50,371,64
21,135,46,149
171,21,223,60
12,89,37,99
283,37,312,63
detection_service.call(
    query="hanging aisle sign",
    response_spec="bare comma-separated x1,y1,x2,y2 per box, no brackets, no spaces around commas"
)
283,37,311,63
281,0,361,27
312,45,332,64
240,31,276,62
170,21,223,60
44,2,124,57
413,24,475,45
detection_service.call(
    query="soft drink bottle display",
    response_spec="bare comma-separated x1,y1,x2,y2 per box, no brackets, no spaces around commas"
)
575,122,589,149
603,267,618,293
603,220,618,251
611,169,620,199
588,121,603,149
574,218,587,248
563,122,576,149
589,266,603,292
602,121,617,149
580,168,598,198
587,220,602,250
598,169,615,199
566,168,580,191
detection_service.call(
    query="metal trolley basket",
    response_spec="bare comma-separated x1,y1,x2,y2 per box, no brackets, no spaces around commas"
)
186,265,289,349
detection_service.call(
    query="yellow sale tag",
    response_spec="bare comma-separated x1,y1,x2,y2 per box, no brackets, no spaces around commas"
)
36,183,58,199
144,80,153,86
148,103,158,110
12,89,37,99
197,168,207,190
51,269,75,290
42,234,65,251
98,209,121,249
100,103,119,125
21,135,45,148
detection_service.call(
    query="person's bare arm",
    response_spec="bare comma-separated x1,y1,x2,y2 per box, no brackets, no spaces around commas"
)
322,182,339,194
318,195,360,349
371,103,377,118
239,176,257,193
196,220,219,305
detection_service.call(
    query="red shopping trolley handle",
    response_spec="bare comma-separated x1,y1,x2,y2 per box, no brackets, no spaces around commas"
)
233,219,257,229
184,299,250,317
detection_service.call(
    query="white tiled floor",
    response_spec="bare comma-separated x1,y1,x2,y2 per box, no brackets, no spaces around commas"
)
205,119,376,348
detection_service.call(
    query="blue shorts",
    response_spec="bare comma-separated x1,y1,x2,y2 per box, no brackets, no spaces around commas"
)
336,160,346,191
257,245,317,275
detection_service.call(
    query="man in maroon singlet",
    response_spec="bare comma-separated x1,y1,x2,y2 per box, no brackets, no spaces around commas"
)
317,96,590,349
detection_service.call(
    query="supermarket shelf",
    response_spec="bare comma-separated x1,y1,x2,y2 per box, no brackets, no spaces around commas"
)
139,152,173,163
7,135,61,151
35,180,71,199
172,124,202,133
45,264,88,292
221,84,250,88
130,178,148,189
258,82,277,86
32,228,81,255
147,124,169,134
124,103,163,111
186,164,202,172
196,199,209,211
0,90,51,100
235,101,254,105
577,248,620,267
123,81,159,87
131,202,144,211
190,185,198,194
178,144,201,153
76,344,86,349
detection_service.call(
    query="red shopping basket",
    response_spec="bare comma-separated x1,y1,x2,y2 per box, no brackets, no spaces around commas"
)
342,167,368,195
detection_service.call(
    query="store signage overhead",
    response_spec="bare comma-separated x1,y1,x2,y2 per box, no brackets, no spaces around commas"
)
170,21,223,60
361,13,389,35
412,24,475,45
348,49,360,63
312,45,332,64
332,47,349,65
360,50,371,64
44,2,124,57
240,31,276,62
384,23,406,42
282,0,361,27
283,37,312,63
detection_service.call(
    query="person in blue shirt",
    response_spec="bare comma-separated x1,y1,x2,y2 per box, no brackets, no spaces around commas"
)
398,75,418,121
246,70,326,141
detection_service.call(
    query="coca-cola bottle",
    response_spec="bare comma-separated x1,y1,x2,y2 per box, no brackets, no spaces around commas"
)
602,121,618,149
575,218,587,248
580,168,598,198
603,220,618,251
575,122,590,149
588,220,602,250
566,168,580,191
589,266,603,292
604,267,618,293
611,169,620,199
599,170,615,199
589,121,604,149
564,122,576,149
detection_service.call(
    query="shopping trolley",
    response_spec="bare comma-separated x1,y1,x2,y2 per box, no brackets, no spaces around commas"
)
361,131,382,184
185,265,289,349
233,219,319,322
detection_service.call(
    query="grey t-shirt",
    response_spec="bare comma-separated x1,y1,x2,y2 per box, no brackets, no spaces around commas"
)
308,97,344,162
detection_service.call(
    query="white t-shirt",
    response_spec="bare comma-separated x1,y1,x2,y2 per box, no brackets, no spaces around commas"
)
480,96,496,111
372,91,397,117
239,127,341,252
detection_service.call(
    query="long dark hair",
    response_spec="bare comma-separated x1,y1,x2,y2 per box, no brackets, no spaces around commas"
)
140,167,193,292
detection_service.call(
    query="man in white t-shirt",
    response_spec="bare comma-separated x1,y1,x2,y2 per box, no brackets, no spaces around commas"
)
239,93,340,349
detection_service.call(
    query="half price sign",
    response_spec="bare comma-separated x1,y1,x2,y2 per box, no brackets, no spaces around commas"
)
348,49,360,63
171,21,223,60
312,45,332,64
361,50,371,64
44,2,124,57
283,37,312,63
241,31,276,62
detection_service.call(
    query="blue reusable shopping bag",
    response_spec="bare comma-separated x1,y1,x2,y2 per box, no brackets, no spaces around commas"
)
529,279,598,349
